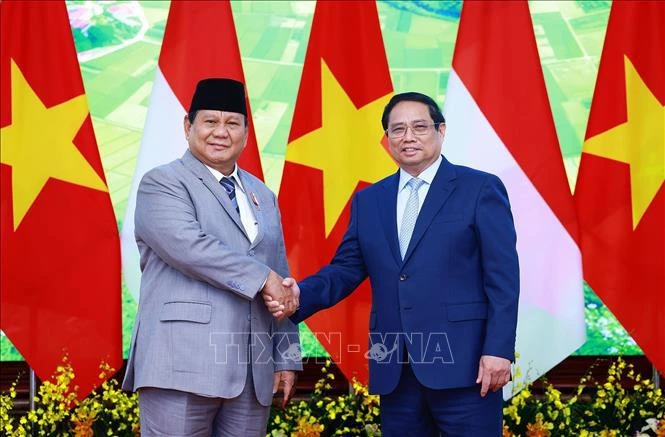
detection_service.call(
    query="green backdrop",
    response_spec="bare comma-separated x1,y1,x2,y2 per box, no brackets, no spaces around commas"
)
1,0,641,361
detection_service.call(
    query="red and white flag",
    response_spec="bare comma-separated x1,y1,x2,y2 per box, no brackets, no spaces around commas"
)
443,1,585,394
121,0,263,299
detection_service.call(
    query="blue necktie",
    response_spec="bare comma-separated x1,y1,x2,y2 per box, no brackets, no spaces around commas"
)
220,176,240,215
399,178,425,259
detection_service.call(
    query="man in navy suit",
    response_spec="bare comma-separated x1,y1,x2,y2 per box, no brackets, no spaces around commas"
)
271,92,519,436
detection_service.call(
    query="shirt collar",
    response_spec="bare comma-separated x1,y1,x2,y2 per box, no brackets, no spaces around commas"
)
398,154,443,192
205,164,247,193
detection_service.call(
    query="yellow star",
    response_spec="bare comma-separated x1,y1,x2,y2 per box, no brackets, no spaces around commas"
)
285,60,396,236
582,55,665,229
0,60,108,231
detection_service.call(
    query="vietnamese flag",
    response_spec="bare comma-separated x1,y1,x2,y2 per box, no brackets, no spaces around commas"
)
120,0,263,300
1,0,121,396
279,0,395,383
443,1,586,394
574,1,664,373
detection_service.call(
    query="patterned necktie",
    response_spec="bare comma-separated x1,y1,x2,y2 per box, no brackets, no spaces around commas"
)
220,176,240,215
399,178,425,259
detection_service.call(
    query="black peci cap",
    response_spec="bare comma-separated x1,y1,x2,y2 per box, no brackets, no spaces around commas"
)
188,78,247,116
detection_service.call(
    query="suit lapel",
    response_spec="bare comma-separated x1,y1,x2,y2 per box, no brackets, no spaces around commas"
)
377,171,402,267
181,151,249,240
402,157,457,264
238,169,265,250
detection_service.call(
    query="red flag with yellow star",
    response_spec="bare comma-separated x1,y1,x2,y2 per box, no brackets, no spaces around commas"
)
574,1,664,373
0,1,121,396
279,0,394,383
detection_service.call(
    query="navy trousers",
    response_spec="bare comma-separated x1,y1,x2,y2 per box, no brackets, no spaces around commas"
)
380,362,503,437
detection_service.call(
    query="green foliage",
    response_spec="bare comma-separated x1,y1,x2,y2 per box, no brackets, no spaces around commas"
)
575,283,643,356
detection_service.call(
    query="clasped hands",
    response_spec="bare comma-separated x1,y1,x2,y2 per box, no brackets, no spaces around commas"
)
261,271,300,320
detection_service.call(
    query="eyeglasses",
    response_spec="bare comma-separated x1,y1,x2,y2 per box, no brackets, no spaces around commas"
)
385,122,440,139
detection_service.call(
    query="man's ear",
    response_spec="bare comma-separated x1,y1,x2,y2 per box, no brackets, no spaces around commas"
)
183,115,191,140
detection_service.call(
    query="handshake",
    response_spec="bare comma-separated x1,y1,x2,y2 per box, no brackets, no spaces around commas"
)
261,270,300,320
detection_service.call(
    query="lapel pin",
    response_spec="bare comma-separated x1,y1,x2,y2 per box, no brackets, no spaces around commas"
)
251,192,260,209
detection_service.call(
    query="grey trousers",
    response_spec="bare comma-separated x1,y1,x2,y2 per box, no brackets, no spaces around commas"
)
138,365,270,437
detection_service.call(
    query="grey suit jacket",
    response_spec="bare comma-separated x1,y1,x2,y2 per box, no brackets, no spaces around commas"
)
122,150,302,406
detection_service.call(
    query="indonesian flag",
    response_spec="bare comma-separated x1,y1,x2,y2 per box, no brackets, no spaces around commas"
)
574,2,664,374
1,1,121,397
121,0,263,300
279,0,395,383
443,1,586,393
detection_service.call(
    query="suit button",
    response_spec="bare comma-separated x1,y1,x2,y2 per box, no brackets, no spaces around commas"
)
248,250,255,256
399,274,407,281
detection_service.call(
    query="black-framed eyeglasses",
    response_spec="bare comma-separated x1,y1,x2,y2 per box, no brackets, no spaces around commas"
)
385,122,441,139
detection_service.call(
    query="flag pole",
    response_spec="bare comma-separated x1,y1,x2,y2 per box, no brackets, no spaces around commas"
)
653,365,661,389
29,367,36,410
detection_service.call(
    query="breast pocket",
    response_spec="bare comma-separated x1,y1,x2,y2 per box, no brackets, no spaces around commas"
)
258,206,280,244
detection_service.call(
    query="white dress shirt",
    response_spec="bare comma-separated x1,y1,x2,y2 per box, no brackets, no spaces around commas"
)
206,164,259,243
396,154,443,237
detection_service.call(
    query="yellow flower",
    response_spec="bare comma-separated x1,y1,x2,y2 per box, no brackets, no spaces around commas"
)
525,418,551,436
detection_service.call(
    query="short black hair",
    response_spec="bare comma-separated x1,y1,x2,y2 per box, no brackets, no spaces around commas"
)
187,110,248,126
381,92,445,130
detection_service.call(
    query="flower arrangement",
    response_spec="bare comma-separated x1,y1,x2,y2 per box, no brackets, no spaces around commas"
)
2,357,662,437
1,357,139,436
267,357,663,437
502,357,665,437
267,360,381,437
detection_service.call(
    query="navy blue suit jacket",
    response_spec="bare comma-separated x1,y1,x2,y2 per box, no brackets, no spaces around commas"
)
292,156,519,395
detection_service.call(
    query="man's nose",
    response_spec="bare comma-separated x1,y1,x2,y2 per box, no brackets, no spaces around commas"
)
403,126,417,140
212,124,230,137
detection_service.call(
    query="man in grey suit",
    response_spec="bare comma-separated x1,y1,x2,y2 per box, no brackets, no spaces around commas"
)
122,78,302,437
